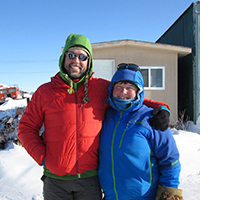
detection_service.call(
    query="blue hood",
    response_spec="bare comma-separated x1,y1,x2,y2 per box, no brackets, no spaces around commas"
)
108,69,145,111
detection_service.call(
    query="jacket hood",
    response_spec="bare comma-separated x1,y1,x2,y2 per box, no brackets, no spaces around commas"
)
59,34,93,103
108,68,145,111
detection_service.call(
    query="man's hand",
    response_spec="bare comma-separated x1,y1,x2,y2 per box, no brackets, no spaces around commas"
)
149,106,170,131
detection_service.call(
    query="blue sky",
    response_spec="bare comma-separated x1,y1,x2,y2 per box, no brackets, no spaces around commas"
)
0,0,195,92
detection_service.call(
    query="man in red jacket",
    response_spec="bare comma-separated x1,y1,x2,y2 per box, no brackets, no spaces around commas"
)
18,34,171,200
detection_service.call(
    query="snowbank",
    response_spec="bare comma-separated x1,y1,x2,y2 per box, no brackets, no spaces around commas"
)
185,116,200,134
0,98,27,111
172,129,200,199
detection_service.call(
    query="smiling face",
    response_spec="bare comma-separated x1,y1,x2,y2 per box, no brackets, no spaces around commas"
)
113,82,138,100
64,48,89,79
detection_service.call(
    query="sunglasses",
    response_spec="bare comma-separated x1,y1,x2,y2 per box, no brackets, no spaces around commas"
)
117,63,141,72
65,52,89,61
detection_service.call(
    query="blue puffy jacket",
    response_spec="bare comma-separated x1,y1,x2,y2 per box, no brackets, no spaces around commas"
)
98,68,181,200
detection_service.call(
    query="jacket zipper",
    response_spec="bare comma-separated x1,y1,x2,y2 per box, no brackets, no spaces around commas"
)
118,120,142,149
75,92,80,177
111,112,122,200
81,104,84,122
149,150,154,186
118,123,129,149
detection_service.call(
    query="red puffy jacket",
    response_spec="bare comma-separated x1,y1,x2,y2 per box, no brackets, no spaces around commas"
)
18,73,169,176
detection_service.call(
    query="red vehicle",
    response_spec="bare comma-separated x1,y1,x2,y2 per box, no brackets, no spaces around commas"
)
0,86,20,103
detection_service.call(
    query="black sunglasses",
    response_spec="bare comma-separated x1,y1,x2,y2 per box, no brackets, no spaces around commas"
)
117,63,141,72
65,52,89,61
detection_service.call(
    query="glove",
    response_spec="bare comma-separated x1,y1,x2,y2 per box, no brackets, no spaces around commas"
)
156,184,183,200
149,106,170,131
159,192,183,200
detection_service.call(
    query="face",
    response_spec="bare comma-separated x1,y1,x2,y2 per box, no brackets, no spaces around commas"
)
113,82,137,100
64,48,89,79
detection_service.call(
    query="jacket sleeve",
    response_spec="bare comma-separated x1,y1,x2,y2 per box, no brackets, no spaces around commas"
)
151,128,181,188
143,98,170,110
18,89,46,166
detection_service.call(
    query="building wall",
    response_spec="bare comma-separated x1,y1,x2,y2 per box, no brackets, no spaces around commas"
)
92,45,178,124
156,1,200,123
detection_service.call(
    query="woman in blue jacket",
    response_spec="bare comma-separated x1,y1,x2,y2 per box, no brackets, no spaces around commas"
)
98,63,183,200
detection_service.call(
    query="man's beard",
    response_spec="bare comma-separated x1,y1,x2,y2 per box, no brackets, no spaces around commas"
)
63,64,87,80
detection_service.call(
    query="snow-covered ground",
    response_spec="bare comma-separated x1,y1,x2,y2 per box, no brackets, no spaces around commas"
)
0,143,43,200
172,129,200,199
0,99,200,200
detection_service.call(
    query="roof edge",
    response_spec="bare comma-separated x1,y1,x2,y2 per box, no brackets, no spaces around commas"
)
92,39,191,57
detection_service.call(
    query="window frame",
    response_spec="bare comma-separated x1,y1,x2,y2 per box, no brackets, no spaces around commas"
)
140,66,165,90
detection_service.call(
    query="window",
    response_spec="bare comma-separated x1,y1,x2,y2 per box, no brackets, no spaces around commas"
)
140,66,165,90
93,60,115,81
9,88,16,93
0,89,7,94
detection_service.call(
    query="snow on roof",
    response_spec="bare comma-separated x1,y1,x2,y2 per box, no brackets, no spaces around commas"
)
0,84,15,89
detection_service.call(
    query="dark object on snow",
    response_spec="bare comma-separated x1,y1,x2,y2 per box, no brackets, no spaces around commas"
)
0,116,16,149
0,141,6,149
0,108,23,149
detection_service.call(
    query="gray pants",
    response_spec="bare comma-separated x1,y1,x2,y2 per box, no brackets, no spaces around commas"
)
42,175,102,200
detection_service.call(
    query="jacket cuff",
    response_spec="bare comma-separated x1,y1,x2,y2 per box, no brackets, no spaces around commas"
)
159,106,171,116
155,184,183,200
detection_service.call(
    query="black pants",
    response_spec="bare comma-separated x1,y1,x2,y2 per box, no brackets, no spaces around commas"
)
42,175,102,200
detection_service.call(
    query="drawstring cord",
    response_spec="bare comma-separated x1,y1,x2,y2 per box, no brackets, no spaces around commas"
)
65,75,74,94
82,73,90,103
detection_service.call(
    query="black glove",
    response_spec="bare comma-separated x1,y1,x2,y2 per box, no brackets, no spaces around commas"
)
149,107,170,131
